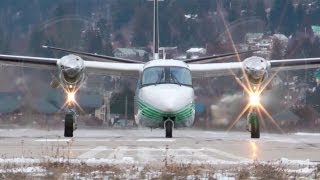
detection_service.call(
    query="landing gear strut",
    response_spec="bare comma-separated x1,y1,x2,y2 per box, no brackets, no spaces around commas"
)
64,109,77,137
164,119,174,138
247,110,260,139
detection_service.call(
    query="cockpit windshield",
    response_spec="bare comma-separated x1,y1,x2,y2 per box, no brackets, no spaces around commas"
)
142,66,192,86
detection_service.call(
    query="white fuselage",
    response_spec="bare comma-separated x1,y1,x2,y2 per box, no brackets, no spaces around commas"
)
135,60,195,128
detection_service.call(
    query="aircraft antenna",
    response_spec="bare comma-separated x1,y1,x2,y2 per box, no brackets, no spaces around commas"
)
153,0,159,60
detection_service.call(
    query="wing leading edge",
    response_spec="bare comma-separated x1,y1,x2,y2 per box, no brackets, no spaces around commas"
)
0,54,58,70
189,57,320,78
0,54,144,77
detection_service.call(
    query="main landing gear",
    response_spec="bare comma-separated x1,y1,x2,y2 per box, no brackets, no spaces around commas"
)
247,110,260,139
64,109,77,137
164,119,174,138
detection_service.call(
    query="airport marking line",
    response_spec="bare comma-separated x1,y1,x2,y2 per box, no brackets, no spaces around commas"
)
35,139,71,142
34,139,111,142
74,146,248,163
78,146,108,159
107,146,129,160
137,138,176,142
204,148,249,161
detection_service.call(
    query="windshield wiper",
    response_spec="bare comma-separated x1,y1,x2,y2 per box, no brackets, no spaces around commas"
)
155,71,164,85
170,73,181,86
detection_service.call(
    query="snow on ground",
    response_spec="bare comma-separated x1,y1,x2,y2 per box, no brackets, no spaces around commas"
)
295,132,320,136
0,166,45,174
275,158,318,166
0,159,317,179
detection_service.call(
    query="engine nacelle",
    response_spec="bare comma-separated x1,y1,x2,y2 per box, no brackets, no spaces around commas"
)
243,56,270,85
57,54,86,91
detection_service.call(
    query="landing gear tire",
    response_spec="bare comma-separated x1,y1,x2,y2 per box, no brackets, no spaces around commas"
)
165,120,173,138
250,118,260,139
64,112,76,137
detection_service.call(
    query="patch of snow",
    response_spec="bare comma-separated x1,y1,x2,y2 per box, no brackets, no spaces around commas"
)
184,14,198,20
213,173,235,180
85,157,137,165
275,158,318,166
186,48,206,54
0,166,45,173
287,167,315,174
0,158,40,164
295,132,320,136
35,139,71,142
137,138,175,142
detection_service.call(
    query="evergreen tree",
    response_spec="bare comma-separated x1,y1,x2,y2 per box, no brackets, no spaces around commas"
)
269,0,296,36
228,7,238,22
166,2,187,48
269,0,286,33
131,5,152,47
29,30,48,56
84,29,103,54
54,1,76,17
254,1,267,23
227,1,240,22
241,0,253,17
97,18,113,56
282,1,296,36
111,0,141,30
270,38,283,60
295,3,305,29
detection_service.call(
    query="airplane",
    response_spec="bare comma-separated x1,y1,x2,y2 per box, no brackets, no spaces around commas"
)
0,0,320,139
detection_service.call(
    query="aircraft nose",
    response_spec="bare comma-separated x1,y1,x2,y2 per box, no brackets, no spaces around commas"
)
151,92,193,113
160,98,180,112
140,85,194,114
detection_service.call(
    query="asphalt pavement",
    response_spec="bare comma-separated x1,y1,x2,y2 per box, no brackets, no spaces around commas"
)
0,128,319,165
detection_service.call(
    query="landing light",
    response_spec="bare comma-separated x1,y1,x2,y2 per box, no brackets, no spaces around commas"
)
67,92,76,103
249,92,260,106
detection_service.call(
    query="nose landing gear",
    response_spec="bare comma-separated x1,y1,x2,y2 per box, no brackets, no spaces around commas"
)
64,109,77,137
164,119,174,138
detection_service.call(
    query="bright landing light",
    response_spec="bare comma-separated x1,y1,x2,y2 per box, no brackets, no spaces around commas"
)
249,92,261,106
67,92,76,103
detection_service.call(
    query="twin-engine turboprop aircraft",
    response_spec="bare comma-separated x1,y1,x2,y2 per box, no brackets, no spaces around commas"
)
1,0,320,138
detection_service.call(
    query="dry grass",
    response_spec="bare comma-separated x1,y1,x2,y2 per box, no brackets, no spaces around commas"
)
0,145,315,180
314,164,320,179
0,172,28,180
39,161,122,179
1,161,319,179
238,164,288,180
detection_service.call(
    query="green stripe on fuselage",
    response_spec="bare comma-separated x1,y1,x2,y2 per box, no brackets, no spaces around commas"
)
138,100,194,122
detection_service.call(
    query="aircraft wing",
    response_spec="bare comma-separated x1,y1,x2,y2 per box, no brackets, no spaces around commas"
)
0,54,58,70
269,58,320,71
189,62,243,78
84,61,143,76
0,54,144,77
189,58,320,78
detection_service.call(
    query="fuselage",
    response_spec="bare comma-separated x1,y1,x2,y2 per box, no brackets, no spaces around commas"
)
135,60,195,128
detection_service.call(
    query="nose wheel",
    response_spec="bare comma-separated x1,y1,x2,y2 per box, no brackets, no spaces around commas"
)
64,109,77,137
164,120,173,138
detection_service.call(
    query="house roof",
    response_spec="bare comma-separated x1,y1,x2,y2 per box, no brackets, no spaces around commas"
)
114,48,147,57
186,48,206,54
